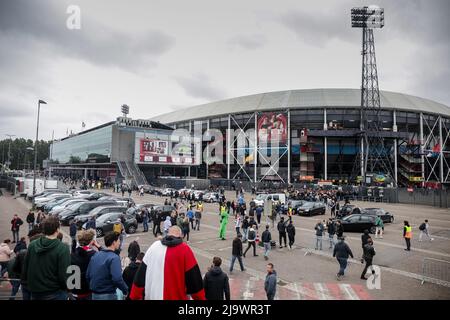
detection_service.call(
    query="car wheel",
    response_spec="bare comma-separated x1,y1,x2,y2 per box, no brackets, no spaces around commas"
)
127,225,137,234
370,226,376,234
96,228,104,238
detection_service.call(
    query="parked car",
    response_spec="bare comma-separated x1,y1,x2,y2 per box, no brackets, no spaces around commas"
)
152,205,176,219
337,204,361,218
49,199,88,216
43,197,76,212
296,202,326,216
85,192,110,201
58,200,118,225
339,214,377,233
70,190,92,197
29,189,66,200
35,194,72,209
282,200,306,215
161,188,176,196
253,193,287,207
74,205,128,229
203,192,220,203
360,208,394,223
87,212,137,238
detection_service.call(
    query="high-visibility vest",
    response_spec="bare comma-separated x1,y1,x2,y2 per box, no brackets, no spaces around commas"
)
405,226,412,238
288,207,293,216
197,204,203,212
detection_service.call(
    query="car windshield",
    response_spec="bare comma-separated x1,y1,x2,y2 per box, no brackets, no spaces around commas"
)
97,213,122,223
256,194,268,200
67,202,85,210
300,202,315,208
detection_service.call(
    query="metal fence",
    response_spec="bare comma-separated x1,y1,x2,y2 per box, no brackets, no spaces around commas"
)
421,258,450,287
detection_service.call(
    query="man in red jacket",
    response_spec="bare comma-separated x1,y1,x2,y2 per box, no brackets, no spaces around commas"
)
130,226,205,300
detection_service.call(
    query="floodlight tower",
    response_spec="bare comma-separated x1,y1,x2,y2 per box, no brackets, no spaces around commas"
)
351,6,395,186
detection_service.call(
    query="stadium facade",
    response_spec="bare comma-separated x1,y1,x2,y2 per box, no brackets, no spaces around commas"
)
150,88,450,187
49,88,450,187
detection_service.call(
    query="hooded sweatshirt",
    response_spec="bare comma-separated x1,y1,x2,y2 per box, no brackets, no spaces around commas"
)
264,270,277,299
130,236,205,300
0,243,12,262
23,236,71,294
203,266,230,300
163,216,172,232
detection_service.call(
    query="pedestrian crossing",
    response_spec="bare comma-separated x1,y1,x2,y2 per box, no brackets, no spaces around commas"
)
229,277,371,300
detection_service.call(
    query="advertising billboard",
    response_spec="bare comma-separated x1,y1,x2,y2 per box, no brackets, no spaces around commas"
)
257,112,288,143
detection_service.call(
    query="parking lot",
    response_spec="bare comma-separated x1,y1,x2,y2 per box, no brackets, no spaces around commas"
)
1,187,450,300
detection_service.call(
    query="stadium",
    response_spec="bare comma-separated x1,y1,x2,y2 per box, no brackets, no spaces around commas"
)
150,88,450,187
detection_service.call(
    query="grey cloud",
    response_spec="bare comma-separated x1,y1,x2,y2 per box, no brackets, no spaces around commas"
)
173,73,227,101
227,34,267,50
0,0,175,72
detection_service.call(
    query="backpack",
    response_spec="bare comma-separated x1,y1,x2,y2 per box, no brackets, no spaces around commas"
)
419,223,426,231
248,230,256,241
113,223,122,233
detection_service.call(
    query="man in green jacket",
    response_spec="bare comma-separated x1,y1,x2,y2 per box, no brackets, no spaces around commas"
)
23,216,70,300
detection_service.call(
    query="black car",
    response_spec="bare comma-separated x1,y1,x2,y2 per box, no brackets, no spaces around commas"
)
337,204,361,218
152,205,176,219
339,214,377,233
59,200,118,225
282,200,306,215
85,192,110,201
90,212,138,238
74,205,128,229
360,208,394,223
296,202,326,216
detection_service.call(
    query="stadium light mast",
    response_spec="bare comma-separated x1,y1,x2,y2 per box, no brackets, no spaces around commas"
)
351,6,396,186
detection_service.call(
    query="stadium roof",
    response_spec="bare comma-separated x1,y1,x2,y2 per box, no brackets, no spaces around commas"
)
150,88,450,124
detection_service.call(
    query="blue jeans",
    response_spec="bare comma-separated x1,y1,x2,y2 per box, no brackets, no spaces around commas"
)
242,228,248,242
92,293,118,300
31,290,68,300
12,230,19,242
315,236,323,250
230,255,245,272
143,220,149,232
263,242,271,257
337,257,348,276
22,285,31,301
328,234,335,248
9,280,21,300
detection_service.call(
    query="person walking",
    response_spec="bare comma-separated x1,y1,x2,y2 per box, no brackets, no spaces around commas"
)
129,226,205,300
242,216,250,242
127,186,132,198
277,217,287,248
229,234,245,273
235,215,241,236
203,257,231,300
219,206,229,241
182,216,191,242
261,225,272,261
69,220,77,253
335,220,344,238
403,221,412,251
187,207,195,230
122,252,144,299
327,219,336,249
0,239,12,278
142,208,149,232
264,263,277,300
419,220,434,242
153,210,162,237
26,211,35,232
11,214,23,243
163,216,172,237
23,217,71,300
194,209,202,231
255,206,263,225
333,236,354,281
374,216,384,239
70,229,101,300
314,220,324,250
361,238,376,280
361,229,370,259
86,231,129,300
243,226,258,257
286,220,296,250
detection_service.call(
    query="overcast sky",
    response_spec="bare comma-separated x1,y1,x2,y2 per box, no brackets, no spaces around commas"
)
0,0,449,140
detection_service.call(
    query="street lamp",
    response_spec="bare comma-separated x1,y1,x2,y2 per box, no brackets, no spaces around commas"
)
5,134,16,169
33,99,46,198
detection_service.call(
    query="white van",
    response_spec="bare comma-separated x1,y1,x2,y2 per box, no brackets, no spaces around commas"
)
253,193,286,207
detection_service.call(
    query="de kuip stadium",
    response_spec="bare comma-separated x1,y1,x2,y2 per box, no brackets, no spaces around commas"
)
50,88,450,187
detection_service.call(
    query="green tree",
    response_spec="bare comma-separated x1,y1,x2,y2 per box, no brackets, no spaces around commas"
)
0,138,50,170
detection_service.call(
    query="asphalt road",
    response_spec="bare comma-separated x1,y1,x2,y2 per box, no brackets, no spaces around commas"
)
1,188,449,300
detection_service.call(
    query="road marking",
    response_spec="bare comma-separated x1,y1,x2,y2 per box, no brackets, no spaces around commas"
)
339,283,360,300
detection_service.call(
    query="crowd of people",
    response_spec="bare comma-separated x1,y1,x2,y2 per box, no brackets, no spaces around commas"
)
0,183,437,301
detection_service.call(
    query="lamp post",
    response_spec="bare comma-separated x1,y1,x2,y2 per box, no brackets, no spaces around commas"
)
33,100,46,198
5,134,16,169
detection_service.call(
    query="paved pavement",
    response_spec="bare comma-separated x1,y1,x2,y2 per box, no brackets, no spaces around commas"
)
1,188,449,300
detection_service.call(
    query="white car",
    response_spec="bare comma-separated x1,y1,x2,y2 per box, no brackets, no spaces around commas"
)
35,193,71,204
253,193,286,207
162,188,176,196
